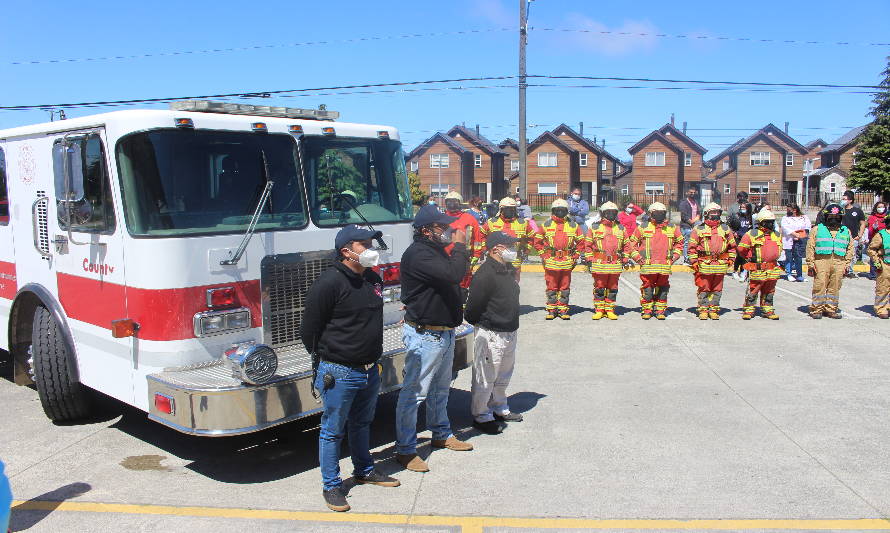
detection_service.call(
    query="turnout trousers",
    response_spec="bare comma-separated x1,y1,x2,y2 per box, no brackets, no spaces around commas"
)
694,273,726,313
544,268,572,315
640,273,671,315
811,257,846,314
875,266,890,315
592,272,621,314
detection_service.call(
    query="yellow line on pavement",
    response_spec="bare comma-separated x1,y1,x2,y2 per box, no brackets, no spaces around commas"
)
11,500,890,531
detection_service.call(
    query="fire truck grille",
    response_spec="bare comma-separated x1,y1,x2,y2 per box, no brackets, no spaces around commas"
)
261,251,335,348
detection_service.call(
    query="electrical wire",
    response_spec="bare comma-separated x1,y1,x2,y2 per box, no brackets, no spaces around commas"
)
534,27,890,47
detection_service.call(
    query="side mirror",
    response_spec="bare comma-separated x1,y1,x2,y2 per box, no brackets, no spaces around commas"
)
53,140,85,203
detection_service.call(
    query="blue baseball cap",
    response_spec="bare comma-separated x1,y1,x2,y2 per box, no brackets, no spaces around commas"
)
334,224,382,251
485,231,519,249
413,204,457,228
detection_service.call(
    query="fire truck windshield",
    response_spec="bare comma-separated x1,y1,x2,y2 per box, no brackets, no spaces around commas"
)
302,136,413,227
116,129,308,236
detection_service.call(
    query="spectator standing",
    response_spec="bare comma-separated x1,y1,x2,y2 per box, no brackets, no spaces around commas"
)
679,186,701,261
468,196,488,225
568,187,590,226
618,202,644,234
866,201,887,280
727,192,754,282
780,203,811,282
840,190,867,278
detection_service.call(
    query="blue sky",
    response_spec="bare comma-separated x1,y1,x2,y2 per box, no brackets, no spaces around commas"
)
1,0,888,160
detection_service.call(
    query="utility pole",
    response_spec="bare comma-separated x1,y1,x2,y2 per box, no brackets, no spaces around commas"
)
518,0,528,200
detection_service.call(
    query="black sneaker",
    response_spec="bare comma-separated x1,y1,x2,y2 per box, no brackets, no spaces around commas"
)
473,419,506,434
355,469,400,487
323,486,350,512
494,412,524,422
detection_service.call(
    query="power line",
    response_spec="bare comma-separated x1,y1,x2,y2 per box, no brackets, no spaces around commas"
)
534,27,890,47
529,75,881,90
6,28,512,66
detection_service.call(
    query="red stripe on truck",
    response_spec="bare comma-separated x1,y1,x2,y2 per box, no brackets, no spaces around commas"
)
56,273,263,341
0,261,16,300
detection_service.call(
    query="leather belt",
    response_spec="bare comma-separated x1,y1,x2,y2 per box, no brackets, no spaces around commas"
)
405,320,452,332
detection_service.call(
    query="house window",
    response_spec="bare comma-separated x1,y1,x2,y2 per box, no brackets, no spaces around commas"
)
722,160,729,171
579,153,588,167
644,152,666,166
409,160,418,172
0,147,7,225
537,152,558,167
645,182,665,195
829,182,837,194
785,153,794,166
601,159,607,171
621,185,629,195
750,151,770,166
510,159,519,172
723,184,731,195
430,184,451,195
749,181,769,194
684,152,692,167
537,182,557,194
474,154,482,168
430,153,449,168
616,164,622,172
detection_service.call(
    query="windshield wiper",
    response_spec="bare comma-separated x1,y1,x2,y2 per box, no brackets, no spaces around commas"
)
335,192,388,251
220,150,274,266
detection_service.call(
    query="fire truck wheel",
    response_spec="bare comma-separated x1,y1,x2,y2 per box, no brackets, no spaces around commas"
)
31,306,90,422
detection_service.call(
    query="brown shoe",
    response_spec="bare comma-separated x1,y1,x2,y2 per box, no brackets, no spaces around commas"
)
431,436,473,451
396,453,429,472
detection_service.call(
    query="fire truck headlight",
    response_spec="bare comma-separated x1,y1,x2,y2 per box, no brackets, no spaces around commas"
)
225,342,278,385
194,308,252,337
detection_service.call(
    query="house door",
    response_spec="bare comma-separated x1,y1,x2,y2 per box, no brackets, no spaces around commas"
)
580,182,593,205
699,184,713,207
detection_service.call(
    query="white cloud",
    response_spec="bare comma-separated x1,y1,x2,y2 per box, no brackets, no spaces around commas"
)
472,0,514,27
562,15,660,56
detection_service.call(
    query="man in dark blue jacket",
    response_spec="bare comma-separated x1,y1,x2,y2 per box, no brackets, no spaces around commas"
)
396,205,473,473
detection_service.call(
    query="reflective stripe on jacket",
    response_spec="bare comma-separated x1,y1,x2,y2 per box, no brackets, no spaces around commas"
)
585,222,629,273
480,216,533,266
814,224,851,257
535,217,583,270
688,223,737,274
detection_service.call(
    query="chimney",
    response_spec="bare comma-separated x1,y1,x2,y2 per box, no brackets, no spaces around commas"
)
593,135,597,143
682,121,687,135
475,124,480,136
670,113,675,126
579,121,584,136
784,121,789,134
602,139,606,148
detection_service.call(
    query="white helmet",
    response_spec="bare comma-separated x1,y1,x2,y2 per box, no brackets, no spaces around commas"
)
648,202,667,212
444,191,463,202
499,196,518,208
551,198,569,209
600,201,619,211
757,208,776,221
704,202,722,213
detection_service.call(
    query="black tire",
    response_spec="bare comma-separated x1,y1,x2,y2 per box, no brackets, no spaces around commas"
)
31,305,90,421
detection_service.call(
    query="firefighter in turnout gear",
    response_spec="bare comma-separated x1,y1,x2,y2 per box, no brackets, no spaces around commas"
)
585,201,631,320
479,196,534,281
628,202,683,320
736,209,783,319
687,203,737,320
806,203,855,319
866,211,890,319
535,198,584,320
443,191,482,303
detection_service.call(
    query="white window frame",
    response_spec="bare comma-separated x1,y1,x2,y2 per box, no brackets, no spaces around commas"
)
537,152,558,167
644,152,666,166
785,153,794,166
750,151,770,166
684,152,693,167
829,182,837,194
722,160,729,171
621,185,629,195
430,184,450,195
474,154,482,168
601,158,607,171
510,159,519,172
537,182,558,194
410,160,418,172
749,181,769,194
579,153,588,167
644,182,665,195
723,183,731,195
430,153,449,168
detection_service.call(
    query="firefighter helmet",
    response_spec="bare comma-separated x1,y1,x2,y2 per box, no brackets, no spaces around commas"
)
648,202,667,212
444,190,463,202
499,196,518,208
757,208,776,221
551,198,569,209
600,201,619,211
704,202,722,212
822,203,843,217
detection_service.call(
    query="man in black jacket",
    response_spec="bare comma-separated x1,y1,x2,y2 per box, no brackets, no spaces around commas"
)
679,185,700,262
395,205,473,473
302,225,400,512
465,231,522,435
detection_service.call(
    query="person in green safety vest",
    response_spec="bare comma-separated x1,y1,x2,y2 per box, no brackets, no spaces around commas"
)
805,203,856,319
866,211,890,319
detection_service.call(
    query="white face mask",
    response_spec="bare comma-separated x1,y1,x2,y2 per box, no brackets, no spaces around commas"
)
571,194,581,201
500,248,517,262
347,247,380,268
878,207,886,214
625,207,633,214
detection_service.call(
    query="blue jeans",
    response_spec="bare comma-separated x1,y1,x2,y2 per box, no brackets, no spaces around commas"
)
316,360,381,491
681,226,693,260
786,238,807,280
395,325,455,455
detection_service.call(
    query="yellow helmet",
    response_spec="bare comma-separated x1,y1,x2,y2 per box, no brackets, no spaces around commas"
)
600,201,619,211
499,196,518,208
757,208,776,221
648,202,667,212
704,202,722,212
444,191,463,202
551,198,569,209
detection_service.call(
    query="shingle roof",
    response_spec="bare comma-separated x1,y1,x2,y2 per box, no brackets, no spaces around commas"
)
499,138,519,150
706,138,745,166
819,125,867,154
447,125,507,155
628,130,683,155
528,130,578,154
805,138,827,151
406,131,469,160
658,123,708,155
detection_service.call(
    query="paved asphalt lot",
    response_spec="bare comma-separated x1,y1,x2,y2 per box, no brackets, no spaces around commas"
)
2,271,889,532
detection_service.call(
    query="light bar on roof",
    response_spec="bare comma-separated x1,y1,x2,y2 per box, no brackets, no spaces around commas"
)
169,100,339,120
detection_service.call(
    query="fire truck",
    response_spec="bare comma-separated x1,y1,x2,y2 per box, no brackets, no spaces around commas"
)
0,101,473,435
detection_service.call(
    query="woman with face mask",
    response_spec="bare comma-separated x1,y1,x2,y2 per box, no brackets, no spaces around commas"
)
780,203,812,282
866,202,888,280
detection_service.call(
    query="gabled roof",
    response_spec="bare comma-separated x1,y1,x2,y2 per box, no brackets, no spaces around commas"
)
447,125,507,156
406,131,469,160
550,123,618,162
754,123,807,154
614,164,633,180
628,130,683,155
499,138,519,150
528,130,578,154
819,125,867,154
706,138,746,166
805,138,828,151
735,131,793,156
657,123,707,155
811,164,848,178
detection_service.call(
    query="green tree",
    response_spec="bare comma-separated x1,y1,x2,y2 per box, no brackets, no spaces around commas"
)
407,171,425,205
848,57,890,199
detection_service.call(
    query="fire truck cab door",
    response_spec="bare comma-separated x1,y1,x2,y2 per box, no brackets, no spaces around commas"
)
50,129,134,405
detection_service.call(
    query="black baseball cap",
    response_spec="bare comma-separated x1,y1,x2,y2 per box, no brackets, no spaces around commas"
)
334,224,382,251
413,204,457,228
485,230,519,249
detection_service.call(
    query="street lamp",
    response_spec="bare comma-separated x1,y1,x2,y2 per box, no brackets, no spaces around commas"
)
803,159,814,210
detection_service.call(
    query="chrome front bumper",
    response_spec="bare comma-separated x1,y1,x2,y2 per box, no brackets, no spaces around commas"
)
146,323,474,436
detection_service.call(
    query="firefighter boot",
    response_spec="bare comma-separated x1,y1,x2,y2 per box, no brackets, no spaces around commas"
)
558,289,571,319
742,288,757,320
640,287,654,320
654,287,669,320
605,289,619,320
708,292,722,320
697,292,709,320
591,288,605,320
545,290,558,320
761,293,779,320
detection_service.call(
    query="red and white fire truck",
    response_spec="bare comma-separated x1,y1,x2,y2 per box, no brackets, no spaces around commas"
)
0,101,473,435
